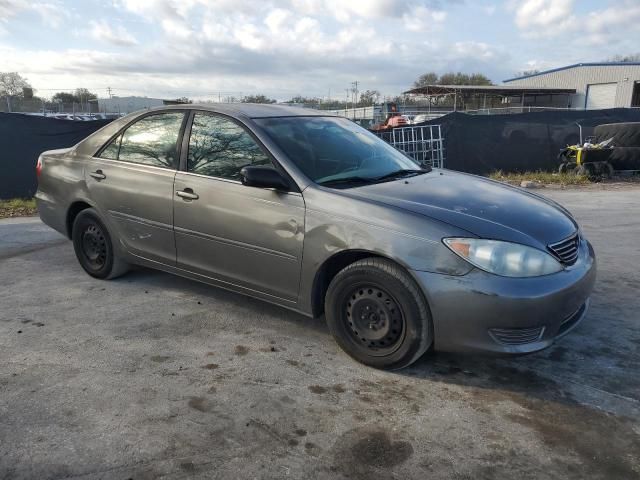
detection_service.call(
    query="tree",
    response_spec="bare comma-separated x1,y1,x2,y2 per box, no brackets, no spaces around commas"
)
52,92,77,104
52,88,99,104
438,72,492,86
286,96,321,107
74,88,97,101
467,73,493,86
173,97,192,104
411,71,492,89
241,94,276,104
515,69,540,77
0,72,32,97
359,89,381,105
413,72,439,88
605,53,640,62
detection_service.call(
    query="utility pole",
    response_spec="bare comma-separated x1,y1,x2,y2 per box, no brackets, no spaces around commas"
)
107,87,112,98
351,81,359,106
345,88,350,117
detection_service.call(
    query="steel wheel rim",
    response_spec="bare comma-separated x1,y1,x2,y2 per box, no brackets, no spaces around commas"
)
81,224,107,269
344,284,405,355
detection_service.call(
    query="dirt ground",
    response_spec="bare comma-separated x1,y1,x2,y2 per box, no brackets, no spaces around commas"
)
1,188,639,479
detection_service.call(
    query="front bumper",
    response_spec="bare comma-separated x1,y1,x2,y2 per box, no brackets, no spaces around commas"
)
413,239,596,354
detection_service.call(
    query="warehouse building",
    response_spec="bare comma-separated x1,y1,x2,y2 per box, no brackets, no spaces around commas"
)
97,96,166,114
504,63,640,110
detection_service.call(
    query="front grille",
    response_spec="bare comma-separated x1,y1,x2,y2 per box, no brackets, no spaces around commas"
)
548,232,579,265
489,326,545,346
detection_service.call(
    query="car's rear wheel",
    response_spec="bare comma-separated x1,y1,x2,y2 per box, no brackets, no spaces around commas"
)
325,258,432,369
72,208,128,279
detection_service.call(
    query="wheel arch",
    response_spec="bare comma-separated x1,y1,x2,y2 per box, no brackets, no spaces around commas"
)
66,200,95,238
310,249,416,318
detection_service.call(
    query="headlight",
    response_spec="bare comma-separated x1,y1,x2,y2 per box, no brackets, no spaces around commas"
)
443,238,563,277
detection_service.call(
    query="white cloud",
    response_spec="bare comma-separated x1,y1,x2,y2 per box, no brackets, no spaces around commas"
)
452,41,497,60
514,0,574,30
264,8,292,34
582,3,640,46
33,2,69,28
0,0,28,18
0,0,514,100
0,0,68,29
511,0,640,46
403,6,447,32
89,20,138,46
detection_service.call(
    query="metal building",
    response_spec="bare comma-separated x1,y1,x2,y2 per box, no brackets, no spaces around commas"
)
97,96,165,114
503,63,640,110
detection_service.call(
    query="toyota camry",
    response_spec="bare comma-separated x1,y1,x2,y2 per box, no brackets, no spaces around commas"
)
36,104,596,369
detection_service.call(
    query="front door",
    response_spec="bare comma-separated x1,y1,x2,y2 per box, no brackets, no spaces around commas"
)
173,112,305,301
86,111,186,264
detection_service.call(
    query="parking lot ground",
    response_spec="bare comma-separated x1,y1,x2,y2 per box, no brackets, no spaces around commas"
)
1,187,639,480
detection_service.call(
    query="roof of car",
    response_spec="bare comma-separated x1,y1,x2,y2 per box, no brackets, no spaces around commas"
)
158,103,336,119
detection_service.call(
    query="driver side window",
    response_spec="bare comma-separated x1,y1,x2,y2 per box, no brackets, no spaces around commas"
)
187,113,272,180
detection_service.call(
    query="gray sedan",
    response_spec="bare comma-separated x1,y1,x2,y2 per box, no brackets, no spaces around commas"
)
35,104,596,369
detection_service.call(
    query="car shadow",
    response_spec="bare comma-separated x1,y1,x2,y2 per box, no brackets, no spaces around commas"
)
115,266,638,416
114,266,330,336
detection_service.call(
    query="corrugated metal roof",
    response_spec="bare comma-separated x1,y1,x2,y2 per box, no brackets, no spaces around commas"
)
504,62,640,82
404,85,576,95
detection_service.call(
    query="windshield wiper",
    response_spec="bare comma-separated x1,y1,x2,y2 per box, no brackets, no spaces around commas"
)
317,176,375,187
373,169,429,183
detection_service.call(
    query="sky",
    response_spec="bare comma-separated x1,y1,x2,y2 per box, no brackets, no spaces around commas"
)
1,0,639,101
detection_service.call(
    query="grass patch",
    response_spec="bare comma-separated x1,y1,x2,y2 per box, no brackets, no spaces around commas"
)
0,198,38,218
488,170,591,186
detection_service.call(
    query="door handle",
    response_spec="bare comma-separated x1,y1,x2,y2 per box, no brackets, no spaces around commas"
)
90,170,106,180
176,189,199,200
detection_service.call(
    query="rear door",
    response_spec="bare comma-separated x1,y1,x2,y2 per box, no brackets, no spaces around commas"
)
86,111,187,265
173,111,305,301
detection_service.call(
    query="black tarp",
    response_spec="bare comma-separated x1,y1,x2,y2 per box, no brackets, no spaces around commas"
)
4,109,640,200
415,108,640,174
1,113,112,200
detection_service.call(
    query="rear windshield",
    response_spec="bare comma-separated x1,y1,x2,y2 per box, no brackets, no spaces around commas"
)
254,116,419,184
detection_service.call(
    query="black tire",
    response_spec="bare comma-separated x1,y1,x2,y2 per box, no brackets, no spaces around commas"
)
72,208,128,279
594,122,640,147
604,162,614,179
608,147,640,170
325,258,433,370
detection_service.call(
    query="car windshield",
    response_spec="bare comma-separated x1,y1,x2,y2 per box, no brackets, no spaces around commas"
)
254,116,425,187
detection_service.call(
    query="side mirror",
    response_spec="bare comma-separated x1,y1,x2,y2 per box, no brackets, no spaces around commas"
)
240,165,289,191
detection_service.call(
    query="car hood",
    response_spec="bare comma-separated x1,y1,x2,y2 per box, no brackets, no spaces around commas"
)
343,170,577,249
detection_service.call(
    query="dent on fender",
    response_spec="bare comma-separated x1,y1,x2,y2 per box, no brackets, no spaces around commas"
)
304,209,471,276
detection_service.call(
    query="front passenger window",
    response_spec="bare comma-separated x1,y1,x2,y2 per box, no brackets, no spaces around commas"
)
187,113,272,180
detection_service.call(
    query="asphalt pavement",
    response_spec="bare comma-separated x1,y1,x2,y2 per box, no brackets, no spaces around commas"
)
1,187,639,479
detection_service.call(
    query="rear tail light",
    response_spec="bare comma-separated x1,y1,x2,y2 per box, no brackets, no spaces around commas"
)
36,157,42,178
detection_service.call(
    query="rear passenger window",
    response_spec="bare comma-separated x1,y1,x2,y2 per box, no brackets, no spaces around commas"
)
99,133,122,160
187,112,272,180
100,112,184,169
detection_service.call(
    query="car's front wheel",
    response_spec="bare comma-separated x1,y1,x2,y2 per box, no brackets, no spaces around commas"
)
72,208,128,279
325,258,433,369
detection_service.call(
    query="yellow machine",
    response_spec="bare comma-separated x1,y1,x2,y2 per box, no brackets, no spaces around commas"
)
558,139,614,177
